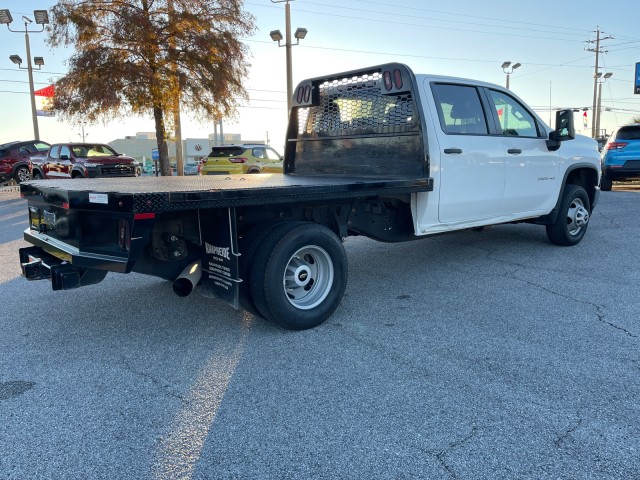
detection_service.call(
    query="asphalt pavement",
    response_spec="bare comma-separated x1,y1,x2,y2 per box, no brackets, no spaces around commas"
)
0,185,638,479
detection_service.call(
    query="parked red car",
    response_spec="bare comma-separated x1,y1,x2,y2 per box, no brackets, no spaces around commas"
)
30,143,141,179
0,140,51,184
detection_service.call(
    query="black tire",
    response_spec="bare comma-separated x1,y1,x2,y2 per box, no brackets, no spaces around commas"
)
249,222,347,330
600,175,612,192
546,184,591,246
14,165,31,183
238,221,305,314
33,171,43,180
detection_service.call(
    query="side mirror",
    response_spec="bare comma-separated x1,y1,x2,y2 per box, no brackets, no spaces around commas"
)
546,109,575,151
60,154,69,160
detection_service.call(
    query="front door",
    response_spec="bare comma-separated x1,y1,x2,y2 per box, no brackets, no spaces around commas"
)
486,89,559,215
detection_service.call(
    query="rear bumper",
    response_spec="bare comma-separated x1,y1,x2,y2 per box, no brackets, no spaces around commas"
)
603,160,640,180
19,245,108,290
201,165,244,175
23,228,129,272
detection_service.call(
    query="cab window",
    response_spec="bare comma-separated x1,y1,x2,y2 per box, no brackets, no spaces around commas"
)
60,146,71,159
432,84,489,135
488,90,539,137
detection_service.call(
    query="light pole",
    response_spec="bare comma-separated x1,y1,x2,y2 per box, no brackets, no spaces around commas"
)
595,72,613,139
270,0,308,114
1,9,49,140
79,121,88,142
501,61,521,90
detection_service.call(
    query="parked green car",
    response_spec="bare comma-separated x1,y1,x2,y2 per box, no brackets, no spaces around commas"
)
200,144,283,175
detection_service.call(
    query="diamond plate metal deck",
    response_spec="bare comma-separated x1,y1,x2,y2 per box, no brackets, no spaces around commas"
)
23,174,433,214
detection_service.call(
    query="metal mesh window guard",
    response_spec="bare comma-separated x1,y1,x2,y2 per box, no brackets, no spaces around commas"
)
297,72,415,136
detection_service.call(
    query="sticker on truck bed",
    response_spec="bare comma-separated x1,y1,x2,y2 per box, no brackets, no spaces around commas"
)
89,193,108,204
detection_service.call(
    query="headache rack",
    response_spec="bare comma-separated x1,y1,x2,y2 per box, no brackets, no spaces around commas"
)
285,63,429,178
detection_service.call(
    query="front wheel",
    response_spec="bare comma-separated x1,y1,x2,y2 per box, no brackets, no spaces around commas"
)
546,184,591,246
600,174,612,192
249,222,347,330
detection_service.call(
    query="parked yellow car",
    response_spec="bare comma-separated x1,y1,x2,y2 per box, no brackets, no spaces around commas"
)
200,144,283,175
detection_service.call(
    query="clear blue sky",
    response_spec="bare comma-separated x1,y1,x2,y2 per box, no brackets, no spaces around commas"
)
1,0,639,151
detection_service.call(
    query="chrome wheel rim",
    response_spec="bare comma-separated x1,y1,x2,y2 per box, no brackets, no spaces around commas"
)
17,167,31,182
567,197,589,236
282,245,334,310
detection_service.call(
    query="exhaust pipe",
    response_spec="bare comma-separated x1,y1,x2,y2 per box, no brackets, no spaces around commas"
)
173,261,202,297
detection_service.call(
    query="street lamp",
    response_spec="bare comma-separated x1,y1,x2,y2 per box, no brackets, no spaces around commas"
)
502,61,521,89
0,9,49,140
270,0,308,114
595,72,613,139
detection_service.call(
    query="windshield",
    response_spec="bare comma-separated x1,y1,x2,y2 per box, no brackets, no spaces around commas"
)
72,144,118,157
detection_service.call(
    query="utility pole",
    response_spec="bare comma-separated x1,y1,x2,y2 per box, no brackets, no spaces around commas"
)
586,27,612,138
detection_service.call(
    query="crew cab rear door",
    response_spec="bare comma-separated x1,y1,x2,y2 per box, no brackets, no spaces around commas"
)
430,82,506,223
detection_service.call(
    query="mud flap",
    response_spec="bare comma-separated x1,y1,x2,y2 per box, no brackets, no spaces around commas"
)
200,207,241,309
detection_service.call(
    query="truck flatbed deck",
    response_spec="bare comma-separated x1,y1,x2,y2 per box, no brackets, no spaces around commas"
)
21,174,433,213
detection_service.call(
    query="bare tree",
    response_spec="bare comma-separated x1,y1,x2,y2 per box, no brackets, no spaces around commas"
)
48,0,255,175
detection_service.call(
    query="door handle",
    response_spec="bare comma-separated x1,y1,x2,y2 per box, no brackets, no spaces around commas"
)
444,148,463,154
507,148,522,154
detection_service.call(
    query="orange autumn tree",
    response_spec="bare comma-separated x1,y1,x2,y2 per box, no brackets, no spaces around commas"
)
47,0,254,175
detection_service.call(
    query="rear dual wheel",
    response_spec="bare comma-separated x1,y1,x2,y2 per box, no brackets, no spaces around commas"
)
248,222,347,330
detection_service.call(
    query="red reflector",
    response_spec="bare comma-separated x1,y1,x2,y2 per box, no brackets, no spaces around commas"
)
118,219,131,250
229,157,247,163
393,69,403,89
383,71,392,91
62,202,69,209
134,213,155,220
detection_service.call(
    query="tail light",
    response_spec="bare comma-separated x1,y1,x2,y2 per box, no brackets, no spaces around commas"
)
606,142,628,151
229,157,247,164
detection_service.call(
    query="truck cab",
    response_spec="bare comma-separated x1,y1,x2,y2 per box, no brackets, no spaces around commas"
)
415,74,600,234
